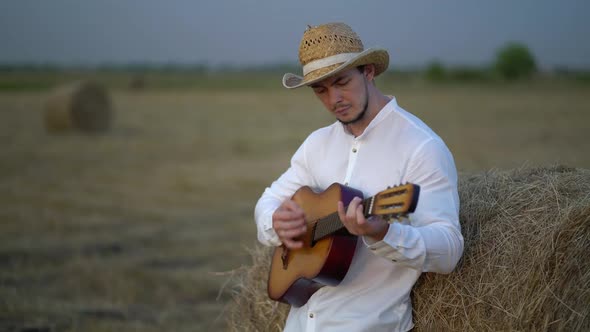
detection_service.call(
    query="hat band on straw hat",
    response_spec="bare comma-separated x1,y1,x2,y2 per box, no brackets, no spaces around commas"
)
283,47,388,89
303,52,360,76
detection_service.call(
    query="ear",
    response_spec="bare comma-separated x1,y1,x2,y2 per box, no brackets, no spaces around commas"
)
363,64,376,81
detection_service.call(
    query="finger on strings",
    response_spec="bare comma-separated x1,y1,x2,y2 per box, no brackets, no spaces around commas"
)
346,197,362,219
356,204,366,226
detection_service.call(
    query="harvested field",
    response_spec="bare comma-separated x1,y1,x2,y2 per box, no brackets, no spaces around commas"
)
0,75,589,331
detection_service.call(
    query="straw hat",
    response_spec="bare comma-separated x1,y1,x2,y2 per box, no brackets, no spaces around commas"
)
282,22,389,89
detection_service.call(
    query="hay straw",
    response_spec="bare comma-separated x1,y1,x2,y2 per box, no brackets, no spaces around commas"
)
44,81,113,133
223,166,590,331
223,246,289,332
412,165,590,331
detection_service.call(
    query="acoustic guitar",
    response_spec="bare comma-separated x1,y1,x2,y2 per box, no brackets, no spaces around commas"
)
267,182,420,307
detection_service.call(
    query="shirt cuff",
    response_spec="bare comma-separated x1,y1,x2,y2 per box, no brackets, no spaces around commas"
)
362,222,426,270
260,213,282,246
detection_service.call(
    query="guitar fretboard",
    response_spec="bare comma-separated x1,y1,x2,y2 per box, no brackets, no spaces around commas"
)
311,197,374,242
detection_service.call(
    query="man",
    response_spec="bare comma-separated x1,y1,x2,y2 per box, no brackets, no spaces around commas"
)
255,22,464,332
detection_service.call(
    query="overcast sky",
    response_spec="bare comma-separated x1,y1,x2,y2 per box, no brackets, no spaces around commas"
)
1,0,589,70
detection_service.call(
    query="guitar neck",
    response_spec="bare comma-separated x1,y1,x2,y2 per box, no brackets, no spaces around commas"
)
311,197,373,242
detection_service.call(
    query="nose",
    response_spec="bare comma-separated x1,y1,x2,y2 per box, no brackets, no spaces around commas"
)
327,87,342,106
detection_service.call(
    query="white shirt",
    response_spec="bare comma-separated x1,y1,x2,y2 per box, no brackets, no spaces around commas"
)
255,97,464,332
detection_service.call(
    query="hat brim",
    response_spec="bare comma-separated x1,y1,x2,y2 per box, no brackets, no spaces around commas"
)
282,48,389,89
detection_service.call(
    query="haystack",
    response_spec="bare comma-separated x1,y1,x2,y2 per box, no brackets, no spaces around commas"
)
224,165,590,331
44,81,113,133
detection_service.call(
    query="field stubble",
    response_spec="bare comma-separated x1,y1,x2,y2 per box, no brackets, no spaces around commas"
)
0,81,589,331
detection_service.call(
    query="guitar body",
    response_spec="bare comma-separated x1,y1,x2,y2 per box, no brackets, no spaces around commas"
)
267,183,363,307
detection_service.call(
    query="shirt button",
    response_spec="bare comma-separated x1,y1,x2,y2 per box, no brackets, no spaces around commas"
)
352,148,357,153
309,313,314,318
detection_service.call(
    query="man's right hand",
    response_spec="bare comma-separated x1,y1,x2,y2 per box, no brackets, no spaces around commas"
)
272,200,307,249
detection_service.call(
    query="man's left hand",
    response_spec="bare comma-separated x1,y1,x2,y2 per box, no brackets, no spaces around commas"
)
337,197,389,241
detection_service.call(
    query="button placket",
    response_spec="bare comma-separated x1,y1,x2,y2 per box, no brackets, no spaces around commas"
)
352,139,359,153
343,139,361,185
306,311,317,332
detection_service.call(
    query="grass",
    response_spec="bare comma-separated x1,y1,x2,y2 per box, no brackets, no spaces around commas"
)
0,72,589,331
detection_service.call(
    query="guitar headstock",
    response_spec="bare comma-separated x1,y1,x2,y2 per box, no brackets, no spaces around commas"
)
368,183,420,222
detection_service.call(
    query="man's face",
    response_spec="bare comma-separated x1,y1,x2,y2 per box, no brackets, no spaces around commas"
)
310,67,370,125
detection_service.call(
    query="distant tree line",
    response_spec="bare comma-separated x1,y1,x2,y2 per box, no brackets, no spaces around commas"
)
1,42,589,84
422,42,590,83
425,42,537,82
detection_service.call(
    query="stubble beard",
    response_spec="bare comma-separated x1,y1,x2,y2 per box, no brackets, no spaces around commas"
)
337,80,370,126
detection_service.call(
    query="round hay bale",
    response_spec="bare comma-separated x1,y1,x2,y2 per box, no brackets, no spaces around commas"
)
224,165,590,331
44,81,113,133
412,165,590,331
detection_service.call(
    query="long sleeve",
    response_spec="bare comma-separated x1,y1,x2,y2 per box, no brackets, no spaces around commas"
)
363,138,464,273
254,139,314,246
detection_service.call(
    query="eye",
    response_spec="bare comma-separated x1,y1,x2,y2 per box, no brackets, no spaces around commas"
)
313,87,326,94
336,79,350,87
